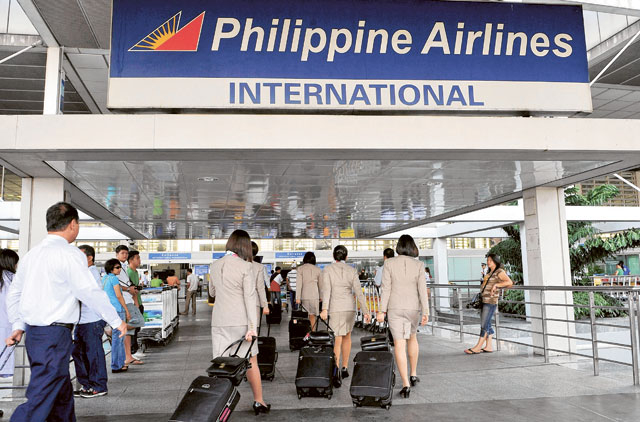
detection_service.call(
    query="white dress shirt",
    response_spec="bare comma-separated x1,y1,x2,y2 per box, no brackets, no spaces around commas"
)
6,235,122,331
78,265,104,324
187,273,199,292
374,265,383,287
117,260,134,305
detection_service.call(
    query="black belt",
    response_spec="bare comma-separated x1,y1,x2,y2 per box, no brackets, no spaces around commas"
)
50,323,74,330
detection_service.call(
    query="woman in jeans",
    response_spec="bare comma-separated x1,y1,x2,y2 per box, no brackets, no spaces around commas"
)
465,253,513,354
102,258,130,372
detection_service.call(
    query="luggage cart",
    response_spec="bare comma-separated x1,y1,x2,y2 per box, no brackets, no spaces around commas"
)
139,287,179,351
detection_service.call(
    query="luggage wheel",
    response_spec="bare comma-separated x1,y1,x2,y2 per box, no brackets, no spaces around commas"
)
327,394,332,400
383,404,391,410
297,394,302,400
353,402,361,408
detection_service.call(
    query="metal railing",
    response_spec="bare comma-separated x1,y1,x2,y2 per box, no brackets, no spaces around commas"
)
428,283,640,385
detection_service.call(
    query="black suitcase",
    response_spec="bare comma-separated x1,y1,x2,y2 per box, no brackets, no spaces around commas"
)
266,297,282,325
257,321,277,381
350,351,395,410
292,309,309,319
295,345,335,400
289,316,312,351
306,317,334,347
169,376,240,422
207,337,256,386
360,322,392,352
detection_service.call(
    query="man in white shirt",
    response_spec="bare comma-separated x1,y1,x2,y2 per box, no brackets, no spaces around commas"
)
181,269,199,316
114,245,143,363
141,270,150,287
374,248,395,289
288,264,297,311
6,202,126,422
72,245,109,398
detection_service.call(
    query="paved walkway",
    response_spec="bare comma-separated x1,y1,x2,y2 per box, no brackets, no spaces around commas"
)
2,299,640,421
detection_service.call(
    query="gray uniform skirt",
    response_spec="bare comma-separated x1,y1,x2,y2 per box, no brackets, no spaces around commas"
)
387,309,421,340
211,325,258,358
301,299,319,316
329,311,356,336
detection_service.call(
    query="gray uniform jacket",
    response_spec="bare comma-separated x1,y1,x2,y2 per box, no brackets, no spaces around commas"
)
297,263,322,301
210,254,258,331
321,261,368,313
251,261,269,309
380,256,429,316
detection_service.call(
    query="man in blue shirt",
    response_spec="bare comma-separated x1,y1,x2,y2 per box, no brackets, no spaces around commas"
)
72,245,109,398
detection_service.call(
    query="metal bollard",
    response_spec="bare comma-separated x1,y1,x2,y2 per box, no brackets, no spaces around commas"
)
628,292,639,385
588,291,599,377
456,289,464,343
495,308,501,352
540,291,549,363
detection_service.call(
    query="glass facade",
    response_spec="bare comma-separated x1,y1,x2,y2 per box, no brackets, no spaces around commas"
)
0,0,37,35
1,167,21,201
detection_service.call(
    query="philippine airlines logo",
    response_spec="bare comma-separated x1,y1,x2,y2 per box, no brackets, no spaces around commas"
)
129,11,205,52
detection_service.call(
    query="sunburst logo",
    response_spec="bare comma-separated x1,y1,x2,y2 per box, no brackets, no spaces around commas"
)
129,11,205,52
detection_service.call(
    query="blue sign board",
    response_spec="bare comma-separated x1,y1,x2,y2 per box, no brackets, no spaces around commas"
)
149,252,192,260
109,0,590,113
194,264,210,276
275,252,306,259
212,253,226,260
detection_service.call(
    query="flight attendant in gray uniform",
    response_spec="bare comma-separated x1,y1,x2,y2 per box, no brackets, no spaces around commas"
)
210,230,270,415
377,234,429,399
320,245,370,386
295,252,322,330
251,241,270,328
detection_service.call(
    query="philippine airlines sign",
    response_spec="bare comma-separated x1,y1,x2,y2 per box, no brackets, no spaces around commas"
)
108,0,591,113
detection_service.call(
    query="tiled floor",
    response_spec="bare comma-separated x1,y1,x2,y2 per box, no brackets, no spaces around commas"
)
2,299,639,421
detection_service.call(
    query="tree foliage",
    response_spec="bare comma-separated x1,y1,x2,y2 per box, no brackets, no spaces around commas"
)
488,184,640,279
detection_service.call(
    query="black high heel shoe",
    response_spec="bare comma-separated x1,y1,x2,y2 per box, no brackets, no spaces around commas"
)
400,387,411,398
253,402,271,415
410,376,420,387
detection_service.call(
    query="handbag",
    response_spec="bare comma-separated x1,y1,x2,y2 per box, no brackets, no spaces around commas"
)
305,316,334,347
207,336,257,386
467,270,495,310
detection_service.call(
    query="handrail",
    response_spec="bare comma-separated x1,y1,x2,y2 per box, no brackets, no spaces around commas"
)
427,282,640,385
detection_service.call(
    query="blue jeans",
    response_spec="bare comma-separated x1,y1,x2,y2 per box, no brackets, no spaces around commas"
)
480,303,497,337
72,320,107,392
12,325,75,422
111,311,126,370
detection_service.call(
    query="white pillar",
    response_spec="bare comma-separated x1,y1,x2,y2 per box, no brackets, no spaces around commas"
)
520,221,532,320
434,237,450,310
14,178,65,390
19,178,65,254
523,187,575,356
43,47,64,115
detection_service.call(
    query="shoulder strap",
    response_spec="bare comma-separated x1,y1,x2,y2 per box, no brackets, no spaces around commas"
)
480,269,497,293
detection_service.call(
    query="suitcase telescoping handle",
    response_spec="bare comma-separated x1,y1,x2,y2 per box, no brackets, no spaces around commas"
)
258,314,271,337
312,314,333,333
0,344,16,372
220,336,257,360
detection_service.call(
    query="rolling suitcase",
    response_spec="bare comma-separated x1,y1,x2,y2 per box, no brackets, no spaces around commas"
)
305,317,334,347
207,337,256,386
169,376,240,422
257,319,277,381
266,296,282,325
289,314,312,351
350,351,395,410
295,345,335,400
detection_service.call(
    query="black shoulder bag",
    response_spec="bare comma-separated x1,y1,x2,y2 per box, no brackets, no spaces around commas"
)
467,270,495,310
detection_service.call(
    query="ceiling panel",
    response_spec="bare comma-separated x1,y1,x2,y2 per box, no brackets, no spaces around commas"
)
46,159,615,240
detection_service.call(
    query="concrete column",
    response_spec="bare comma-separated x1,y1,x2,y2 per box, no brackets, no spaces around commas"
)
19,178,65,255
15,178,64,390
433,237,450,310
519,220,532,320
523,187,575,356
43,47,64,115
